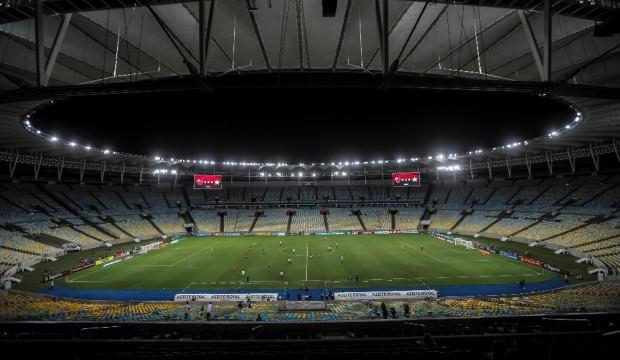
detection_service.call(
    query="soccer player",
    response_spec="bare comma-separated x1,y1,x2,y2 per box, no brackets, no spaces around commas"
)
279,240,282,246
340,255,344,263
280,271,284,278
288,258,292,264
292,248,296,254
241,270,246,277
420,245,424,251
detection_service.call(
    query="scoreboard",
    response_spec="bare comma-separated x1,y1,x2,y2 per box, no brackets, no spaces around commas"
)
392,172,421,187
193,174,223,189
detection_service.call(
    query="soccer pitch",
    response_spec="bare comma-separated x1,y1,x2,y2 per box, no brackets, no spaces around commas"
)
52,233,557,291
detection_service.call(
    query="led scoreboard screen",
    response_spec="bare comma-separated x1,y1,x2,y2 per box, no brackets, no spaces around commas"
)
392,172,421,187
193,174,223,190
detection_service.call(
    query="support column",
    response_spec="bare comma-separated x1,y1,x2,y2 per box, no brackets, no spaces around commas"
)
120,162,126,184
33,153,43,180
79,160,86,183
546,150,553,175
469,158,474,180
567,147,576,173
57,157,65,182
525,153,532,179
590,143,600,172
100,160,106,183
613,139,620,165
505,156,512,178
9,149,19,179
487,161,492,180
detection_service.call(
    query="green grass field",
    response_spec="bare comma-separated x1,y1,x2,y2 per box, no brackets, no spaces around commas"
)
17,233,575,292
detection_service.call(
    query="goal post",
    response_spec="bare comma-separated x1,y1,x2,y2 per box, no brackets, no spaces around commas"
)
454,237,475,250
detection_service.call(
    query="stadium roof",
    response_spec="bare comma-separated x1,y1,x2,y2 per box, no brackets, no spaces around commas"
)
0,0,618,87
0,0,619,172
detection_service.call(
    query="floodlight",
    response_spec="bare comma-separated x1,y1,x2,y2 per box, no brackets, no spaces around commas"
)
50,137,58,142
69,142,76,147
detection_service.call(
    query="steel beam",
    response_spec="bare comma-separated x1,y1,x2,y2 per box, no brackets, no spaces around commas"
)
246,0,272,71
517,10,544,80
544,0,552,81
199,0,205,75
382,0,389,74
35,0,44,87
332,0,352,71
43,14,72,86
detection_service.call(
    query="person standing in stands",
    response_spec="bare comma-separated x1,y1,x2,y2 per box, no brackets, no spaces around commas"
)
206,302,213,321
403,303,410,318
380,302,388,319
183,301,191,320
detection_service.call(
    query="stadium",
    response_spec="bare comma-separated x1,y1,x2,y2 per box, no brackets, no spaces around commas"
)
1,0,620,358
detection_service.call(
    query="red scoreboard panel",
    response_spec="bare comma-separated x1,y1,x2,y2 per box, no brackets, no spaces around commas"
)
194,175,223,190
392,172,421,187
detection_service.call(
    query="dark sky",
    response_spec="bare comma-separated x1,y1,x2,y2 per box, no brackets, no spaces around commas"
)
33,88,573,163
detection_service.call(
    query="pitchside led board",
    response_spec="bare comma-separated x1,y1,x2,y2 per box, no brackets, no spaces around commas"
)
392,172,421,187
193,174,223,190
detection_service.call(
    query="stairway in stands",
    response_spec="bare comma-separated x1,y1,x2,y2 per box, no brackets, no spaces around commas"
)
248,211,260,232
356,211,367,231
323,212,329,232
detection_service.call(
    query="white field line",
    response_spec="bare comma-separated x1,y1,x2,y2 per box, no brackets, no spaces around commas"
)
397,241,445,264
65,265,109,282
305,238,309,282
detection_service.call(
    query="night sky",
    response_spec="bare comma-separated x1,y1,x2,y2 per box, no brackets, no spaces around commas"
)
33,88,573,163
